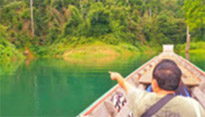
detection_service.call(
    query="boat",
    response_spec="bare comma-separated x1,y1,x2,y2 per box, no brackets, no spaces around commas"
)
78,45,205,117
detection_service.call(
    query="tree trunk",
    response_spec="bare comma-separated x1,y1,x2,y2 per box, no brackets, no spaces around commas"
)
149,7,152,17
185,52,190,60
30,0,35,37
185,26,190,53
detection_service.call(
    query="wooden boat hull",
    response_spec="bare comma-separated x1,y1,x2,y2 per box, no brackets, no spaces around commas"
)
78,45,205,117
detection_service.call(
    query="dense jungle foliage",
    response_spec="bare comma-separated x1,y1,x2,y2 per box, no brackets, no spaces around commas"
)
0,0,204,60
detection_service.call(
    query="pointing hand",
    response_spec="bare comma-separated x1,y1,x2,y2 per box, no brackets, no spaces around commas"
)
109,71,123,80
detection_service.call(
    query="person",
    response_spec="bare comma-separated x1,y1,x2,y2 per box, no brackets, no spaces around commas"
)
109,59,205,117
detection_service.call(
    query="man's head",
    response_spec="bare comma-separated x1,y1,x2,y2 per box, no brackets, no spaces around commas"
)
152,59,182,92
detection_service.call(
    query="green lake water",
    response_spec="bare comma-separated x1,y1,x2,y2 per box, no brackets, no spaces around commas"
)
0,53,204,116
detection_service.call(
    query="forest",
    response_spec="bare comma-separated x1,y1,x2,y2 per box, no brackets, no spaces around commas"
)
0,0,204,63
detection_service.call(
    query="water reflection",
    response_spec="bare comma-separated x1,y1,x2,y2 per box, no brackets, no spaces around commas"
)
0,60,23,77
34,75,40,116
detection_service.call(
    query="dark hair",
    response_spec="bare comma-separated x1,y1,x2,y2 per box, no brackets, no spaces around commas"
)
153,59,182,91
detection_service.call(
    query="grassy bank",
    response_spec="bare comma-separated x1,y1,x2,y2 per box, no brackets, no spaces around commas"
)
63,42,139,58
175,41,205,54
0,39,155,67
39,41,155,59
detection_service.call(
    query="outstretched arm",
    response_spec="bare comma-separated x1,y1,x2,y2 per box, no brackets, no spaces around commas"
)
109,71,132,93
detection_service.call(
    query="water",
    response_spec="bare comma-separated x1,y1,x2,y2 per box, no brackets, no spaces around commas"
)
0,53,204,116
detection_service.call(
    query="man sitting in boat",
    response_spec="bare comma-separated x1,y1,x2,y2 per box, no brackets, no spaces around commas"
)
109,59,205,117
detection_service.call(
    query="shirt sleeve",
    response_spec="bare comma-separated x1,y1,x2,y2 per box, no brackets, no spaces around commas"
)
186,97,205,117
192,99,205,117
127,86,147,115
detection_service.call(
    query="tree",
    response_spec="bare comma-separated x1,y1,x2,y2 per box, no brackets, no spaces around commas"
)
30,0,35,37
183,0,205,52
183,0,205,30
